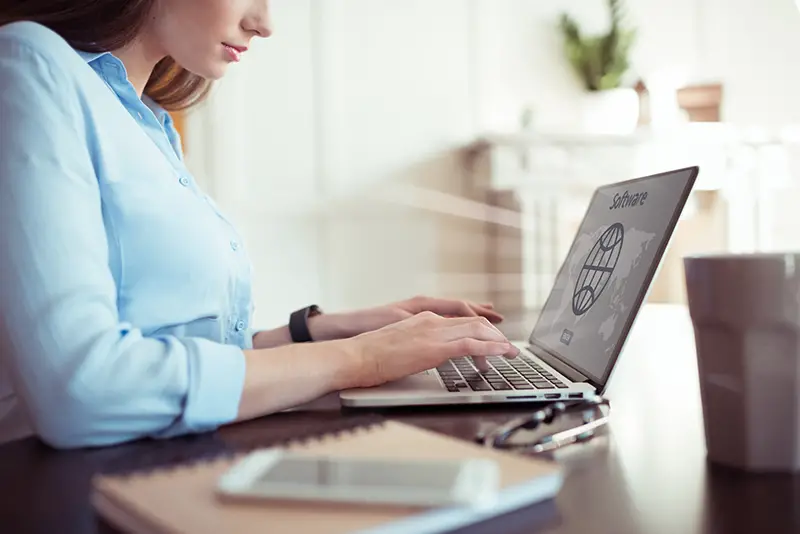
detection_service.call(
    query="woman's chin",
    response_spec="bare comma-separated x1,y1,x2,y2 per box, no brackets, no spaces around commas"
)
181,61,229,81
200,65,228,81
207,63,231,80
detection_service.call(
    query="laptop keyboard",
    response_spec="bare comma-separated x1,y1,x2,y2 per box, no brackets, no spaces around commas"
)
435,355,567,392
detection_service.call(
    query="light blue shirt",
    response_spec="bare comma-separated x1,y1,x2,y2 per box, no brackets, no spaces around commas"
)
0,21,251,448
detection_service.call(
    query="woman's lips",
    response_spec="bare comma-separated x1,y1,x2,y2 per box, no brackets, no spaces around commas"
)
222,44,247,62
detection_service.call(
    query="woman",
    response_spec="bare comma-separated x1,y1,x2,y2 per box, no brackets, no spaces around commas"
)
0,0,518,449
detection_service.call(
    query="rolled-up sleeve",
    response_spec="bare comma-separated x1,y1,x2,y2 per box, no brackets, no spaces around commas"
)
0,40,245,448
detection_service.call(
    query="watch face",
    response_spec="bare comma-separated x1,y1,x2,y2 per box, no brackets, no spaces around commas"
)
308,305,322,317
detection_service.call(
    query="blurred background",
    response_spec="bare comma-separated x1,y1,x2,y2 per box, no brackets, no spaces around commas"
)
174,0,800,331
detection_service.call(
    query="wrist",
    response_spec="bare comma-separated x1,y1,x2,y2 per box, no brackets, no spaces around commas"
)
326,337,375,389
307,312,359,342
252,327,293,350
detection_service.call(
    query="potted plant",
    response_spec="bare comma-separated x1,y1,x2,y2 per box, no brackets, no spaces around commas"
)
558,0,639,134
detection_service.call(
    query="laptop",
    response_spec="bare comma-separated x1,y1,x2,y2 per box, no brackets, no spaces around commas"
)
340,166,699,407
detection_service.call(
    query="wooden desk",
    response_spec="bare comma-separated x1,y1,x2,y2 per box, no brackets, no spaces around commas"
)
1,305,798,534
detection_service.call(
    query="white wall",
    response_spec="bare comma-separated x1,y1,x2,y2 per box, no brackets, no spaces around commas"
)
184,0,800,328
699,0,800,127
313,1,483,313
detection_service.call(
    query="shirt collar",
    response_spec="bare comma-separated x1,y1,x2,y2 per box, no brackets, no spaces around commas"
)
142,94,174,129
74,49,174,132
75,49,109,64
74,48,129,85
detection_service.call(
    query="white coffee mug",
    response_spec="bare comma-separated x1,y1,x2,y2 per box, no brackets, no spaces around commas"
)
684,253,800,472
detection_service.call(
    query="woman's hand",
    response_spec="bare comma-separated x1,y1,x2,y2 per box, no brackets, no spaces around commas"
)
237,311,519,423
308,295,504,341
345,311,520,388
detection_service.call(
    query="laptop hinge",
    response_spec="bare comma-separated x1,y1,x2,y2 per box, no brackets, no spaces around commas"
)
527,344,590,383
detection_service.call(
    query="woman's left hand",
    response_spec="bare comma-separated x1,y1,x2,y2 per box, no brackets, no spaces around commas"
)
308,295,504,341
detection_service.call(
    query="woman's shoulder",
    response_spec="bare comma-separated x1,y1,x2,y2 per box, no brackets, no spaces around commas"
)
0,21,85,72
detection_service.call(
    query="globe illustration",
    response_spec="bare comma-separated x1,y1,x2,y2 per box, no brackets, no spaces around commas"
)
572,223,624,316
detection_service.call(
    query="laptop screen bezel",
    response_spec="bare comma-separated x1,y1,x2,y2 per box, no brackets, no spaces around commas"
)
527,166,699,392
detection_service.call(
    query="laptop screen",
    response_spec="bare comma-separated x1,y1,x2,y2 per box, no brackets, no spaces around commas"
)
529,167,697,385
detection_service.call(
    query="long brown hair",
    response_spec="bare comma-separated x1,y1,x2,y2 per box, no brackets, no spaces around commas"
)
0,0,211,111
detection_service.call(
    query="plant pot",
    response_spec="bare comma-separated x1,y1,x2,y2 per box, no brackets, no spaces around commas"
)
580,88,640,135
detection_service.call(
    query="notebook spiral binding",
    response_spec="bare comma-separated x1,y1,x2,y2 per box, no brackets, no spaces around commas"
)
97,414,387,478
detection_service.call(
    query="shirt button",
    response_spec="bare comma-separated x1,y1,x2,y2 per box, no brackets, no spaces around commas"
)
230,240,239,251
235,320,246,332
179,176,190,187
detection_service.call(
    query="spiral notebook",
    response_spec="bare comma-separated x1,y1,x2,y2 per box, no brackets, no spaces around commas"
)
91,419,563,534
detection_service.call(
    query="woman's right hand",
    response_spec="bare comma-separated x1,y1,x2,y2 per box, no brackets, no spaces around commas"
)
235,311,520,423
346,311,520,388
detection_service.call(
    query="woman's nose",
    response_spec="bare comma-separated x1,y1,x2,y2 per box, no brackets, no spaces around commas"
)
245,1,273,38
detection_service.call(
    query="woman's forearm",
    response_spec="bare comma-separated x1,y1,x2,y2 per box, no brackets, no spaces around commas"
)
251,313,358,349
251,326,293,349
233,339,369,422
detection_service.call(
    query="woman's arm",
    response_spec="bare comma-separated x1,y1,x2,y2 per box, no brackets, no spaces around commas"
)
235,340,359,420
236,312,517,422
0,39,247,449
252,299,505,349
251,313,356,349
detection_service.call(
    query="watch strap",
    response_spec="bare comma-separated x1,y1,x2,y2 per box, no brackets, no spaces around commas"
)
289,305,321,343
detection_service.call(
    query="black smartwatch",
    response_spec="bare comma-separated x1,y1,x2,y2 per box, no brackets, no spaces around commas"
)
289,305,322,343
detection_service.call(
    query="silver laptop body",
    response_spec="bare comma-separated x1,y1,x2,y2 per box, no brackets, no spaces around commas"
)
340,166,699,408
